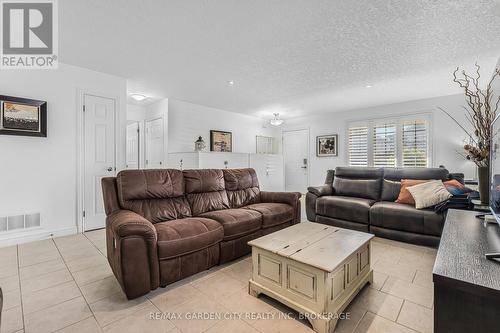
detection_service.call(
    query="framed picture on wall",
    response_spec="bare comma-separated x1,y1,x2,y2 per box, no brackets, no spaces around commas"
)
0,95,47,137
316,134,338,157
210,130,232,152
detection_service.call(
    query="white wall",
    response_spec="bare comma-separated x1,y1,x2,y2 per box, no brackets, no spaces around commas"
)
127,103,146,122
0,63,127,245
168,99,280,154
284,94,477,186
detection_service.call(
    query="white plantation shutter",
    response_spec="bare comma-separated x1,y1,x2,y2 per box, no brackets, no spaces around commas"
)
348,115,430,168
402,119,428,167
372,123,397,167
348,126,368,166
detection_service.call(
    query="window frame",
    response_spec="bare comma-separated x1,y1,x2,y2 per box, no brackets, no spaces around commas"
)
346,112,433,168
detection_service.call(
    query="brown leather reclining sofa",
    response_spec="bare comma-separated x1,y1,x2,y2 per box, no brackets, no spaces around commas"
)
101,168,301,299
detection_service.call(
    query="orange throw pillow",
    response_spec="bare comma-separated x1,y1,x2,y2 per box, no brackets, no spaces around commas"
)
395,179,430,205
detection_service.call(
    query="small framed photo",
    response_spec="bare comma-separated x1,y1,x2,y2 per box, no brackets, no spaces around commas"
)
210,130,232,152
317,134,338,157
0,95,47,137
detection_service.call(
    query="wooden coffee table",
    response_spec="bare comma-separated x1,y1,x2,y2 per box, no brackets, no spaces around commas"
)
248,222,373,333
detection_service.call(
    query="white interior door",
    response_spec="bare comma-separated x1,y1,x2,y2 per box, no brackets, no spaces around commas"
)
83,94,116,231
283,129,309,193
126,122,140,169
145,117,164,168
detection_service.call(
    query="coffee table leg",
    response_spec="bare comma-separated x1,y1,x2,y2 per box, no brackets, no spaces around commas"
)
308,317,335,333
248,280,261,298
367,270,374,285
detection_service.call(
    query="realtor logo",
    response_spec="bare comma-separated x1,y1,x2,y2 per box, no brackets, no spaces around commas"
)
1,0,58,69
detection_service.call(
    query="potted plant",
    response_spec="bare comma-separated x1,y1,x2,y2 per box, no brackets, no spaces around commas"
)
440,63,500,203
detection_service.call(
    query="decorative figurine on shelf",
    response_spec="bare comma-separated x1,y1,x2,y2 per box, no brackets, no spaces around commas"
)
194,136,206,152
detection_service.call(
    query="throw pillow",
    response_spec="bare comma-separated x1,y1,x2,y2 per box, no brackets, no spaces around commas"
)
443,179,473,196
407,180,452,209
395,179,429,205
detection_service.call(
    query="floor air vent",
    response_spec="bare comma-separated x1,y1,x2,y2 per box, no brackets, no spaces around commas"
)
0,213,41,232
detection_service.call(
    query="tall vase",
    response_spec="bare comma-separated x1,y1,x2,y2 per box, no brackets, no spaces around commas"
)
478,166,490,204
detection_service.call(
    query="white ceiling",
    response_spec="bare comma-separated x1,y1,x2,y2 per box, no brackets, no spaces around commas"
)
60,0,500,119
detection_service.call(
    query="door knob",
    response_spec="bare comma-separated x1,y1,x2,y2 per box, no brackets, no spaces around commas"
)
107,167,113,172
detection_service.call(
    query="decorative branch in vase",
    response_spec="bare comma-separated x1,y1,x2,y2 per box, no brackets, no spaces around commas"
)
439,63,500,203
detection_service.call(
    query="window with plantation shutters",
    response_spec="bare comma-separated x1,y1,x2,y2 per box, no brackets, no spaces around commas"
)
348,115,430,168
348,126,368,167
373,123,397,167
402,119,428,167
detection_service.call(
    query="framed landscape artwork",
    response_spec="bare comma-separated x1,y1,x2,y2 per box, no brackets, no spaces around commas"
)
317,134,338,157
210,130,232,152
0,95,47,137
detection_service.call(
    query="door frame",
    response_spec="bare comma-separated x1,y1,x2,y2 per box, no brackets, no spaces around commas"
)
76,89,120,233
126,120,141,169
282,127,311,193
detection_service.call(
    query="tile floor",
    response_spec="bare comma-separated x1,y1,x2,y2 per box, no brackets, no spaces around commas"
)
0,227,436,333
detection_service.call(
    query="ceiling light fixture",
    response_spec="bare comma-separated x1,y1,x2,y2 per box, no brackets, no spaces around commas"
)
228,80,235,85
130,94,147,101
270,113,284,126
365,85,373,88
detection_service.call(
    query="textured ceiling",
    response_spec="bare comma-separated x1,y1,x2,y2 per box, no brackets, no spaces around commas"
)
59,0,500,118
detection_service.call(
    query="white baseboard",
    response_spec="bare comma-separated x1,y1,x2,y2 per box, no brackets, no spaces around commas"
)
0,226,79,248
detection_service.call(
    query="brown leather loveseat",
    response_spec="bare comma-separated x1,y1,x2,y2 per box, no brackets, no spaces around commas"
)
102,168,301,299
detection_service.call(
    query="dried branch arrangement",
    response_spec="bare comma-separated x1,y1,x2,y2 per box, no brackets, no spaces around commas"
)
440,63,500,167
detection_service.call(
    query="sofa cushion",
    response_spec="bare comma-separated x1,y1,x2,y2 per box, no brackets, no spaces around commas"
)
333,167,383,200
223,169,260,208
243,203,294,228
116,169,191,223
200,209,262,240
316,196,375,224
183,169,230,215
370,201,445,236
381,179,401,202
154,218,224,260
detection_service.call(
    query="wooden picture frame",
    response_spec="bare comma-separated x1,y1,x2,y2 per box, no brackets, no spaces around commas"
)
0,95,47,137
210,130,232,152
316,134,338,157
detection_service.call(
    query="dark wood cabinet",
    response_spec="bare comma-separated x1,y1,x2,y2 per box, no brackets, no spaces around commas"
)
433,209,500,332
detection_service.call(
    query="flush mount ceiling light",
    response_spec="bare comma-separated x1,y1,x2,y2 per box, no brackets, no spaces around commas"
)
130,94,147,101
227,80,235,85
270,113,284,126
365,85,373,88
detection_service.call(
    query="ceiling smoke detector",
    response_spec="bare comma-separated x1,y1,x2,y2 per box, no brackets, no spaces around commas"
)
130,94,147,101
270,113,284,126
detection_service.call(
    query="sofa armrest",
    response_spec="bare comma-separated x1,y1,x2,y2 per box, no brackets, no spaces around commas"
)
305,184,332,222
260,191,302,224
106,210,159,299
260,191,301,206
307,184,333,197
107,210,157,240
